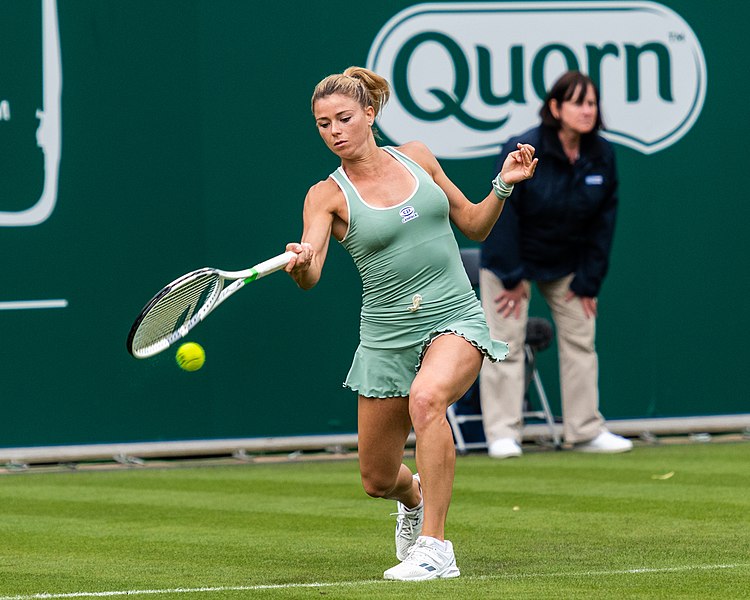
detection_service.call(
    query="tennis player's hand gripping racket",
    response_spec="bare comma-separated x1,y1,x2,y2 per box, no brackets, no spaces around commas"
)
126,251,295,358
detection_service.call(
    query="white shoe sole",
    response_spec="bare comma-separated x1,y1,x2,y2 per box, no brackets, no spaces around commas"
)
488,449,522,459
574,445,632,453
384,564,460,581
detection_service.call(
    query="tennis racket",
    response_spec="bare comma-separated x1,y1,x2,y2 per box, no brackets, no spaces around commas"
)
126,250,296,359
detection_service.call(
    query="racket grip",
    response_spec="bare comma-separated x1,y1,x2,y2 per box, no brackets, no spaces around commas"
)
253,251,297,278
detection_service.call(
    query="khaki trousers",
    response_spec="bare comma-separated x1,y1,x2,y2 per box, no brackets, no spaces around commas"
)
478,269,605,445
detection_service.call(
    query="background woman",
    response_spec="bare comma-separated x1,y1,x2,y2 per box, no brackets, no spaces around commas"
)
479,71,631,459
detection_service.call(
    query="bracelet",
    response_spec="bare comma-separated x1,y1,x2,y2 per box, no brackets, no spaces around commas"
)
492,174,514,200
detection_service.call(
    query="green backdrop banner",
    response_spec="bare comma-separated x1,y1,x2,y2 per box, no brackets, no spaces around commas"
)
1,0,747,448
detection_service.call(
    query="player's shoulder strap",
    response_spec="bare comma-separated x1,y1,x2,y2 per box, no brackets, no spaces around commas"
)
382,145,434,183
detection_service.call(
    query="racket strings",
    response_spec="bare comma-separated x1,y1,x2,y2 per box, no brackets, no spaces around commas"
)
131,273,221,354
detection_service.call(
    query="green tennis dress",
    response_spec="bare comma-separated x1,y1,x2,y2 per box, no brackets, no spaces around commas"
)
333,146,509,398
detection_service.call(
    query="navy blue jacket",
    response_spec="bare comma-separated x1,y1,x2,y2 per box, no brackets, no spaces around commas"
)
481,125,618,298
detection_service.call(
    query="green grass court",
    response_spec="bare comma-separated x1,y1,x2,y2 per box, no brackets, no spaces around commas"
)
1,439,748,599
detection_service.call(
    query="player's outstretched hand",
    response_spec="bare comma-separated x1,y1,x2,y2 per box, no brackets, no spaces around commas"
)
499,143,538,185
284,242,314,273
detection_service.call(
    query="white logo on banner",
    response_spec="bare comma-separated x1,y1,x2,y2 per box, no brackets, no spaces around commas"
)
0,0,62,226
366,1,706,158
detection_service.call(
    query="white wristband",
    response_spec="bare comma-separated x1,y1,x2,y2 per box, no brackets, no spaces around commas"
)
492,174,514,200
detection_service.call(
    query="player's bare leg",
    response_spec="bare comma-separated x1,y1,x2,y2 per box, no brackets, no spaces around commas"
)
409,334,483,541
382,334,481,580
357,395,420,507
358,395,425,562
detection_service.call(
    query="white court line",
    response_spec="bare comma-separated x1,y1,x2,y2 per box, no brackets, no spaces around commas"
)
0,299,68,310
0,563,745,600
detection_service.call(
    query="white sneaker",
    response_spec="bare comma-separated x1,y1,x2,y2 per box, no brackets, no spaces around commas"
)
488,438,523,459
393,474,423,560
384,536,461,581
574,431,633,453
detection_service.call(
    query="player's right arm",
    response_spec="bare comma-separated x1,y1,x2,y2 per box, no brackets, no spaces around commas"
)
286,179,345,290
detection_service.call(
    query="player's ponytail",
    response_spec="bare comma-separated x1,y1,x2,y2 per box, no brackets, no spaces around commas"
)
342,67,390,117
311,66,391,117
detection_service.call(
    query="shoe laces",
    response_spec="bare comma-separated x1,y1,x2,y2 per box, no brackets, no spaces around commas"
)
391,506,421,540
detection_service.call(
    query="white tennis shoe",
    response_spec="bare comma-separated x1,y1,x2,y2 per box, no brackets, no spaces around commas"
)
488,437,523,459
384,536,461,581
393,473,423,560
574,431,633,453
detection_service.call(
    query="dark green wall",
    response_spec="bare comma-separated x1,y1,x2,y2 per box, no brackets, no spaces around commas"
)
1,1,747,448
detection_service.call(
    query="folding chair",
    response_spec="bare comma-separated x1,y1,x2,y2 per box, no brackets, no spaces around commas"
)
446,248,561,453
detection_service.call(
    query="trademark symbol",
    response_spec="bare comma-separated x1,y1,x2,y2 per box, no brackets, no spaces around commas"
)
669,31,685,42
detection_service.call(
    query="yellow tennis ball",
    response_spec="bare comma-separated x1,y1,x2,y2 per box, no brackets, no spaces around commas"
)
176,342,205,372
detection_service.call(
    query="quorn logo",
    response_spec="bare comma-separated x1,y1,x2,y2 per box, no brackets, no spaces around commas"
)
367,1,707,158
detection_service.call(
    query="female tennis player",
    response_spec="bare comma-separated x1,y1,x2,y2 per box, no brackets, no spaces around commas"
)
284,66,537,581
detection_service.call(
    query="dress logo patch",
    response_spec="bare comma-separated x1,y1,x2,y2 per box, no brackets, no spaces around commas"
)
585,174,604,185
400,205,419,223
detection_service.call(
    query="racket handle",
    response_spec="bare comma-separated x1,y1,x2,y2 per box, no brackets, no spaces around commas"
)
252,251,297,279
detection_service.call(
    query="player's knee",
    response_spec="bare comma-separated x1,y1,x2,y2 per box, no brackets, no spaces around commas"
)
360,471,398,499
408,386,444,432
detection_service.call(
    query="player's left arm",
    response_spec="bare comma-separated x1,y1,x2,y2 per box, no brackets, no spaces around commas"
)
399,141,537,241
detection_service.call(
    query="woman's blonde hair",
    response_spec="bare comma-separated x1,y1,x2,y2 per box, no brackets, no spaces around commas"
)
311,66,391,117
